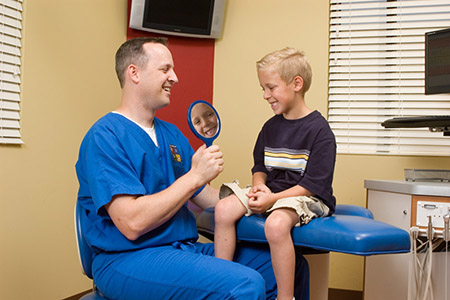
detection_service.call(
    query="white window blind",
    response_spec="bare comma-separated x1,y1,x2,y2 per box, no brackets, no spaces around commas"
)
329,0,450,156
0,0,22,144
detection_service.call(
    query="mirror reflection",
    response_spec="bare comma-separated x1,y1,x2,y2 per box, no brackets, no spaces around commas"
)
190,102,219,138
187,100,221,147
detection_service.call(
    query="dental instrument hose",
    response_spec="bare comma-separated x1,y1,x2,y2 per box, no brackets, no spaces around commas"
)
422,216,433,300
408,227,419,300
444,214,449,300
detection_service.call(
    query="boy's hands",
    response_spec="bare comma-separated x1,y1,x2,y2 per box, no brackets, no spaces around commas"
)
246,184,274,214
247,183,271,197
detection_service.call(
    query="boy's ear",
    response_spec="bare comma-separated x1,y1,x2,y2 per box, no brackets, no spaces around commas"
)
293,75,304,92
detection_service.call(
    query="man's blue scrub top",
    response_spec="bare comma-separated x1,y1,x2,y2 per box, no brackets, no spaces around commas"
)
76,113,203,252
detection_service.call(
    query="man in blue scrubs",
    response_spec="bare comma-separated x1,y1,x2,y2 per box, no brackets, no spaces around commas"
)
76,37,308,299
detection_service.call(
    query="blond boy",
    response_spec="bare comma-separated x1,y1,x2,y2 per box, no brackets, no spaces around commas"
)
214,48,336,300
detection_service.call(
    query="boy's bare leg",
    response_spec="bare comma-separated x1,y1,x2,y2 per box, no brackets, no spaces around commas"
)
265,208,299,300
214,195,248,260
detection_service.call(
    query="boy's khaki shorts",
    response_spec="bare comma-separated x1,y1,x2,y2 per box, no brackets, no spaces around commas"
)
219,181,329,226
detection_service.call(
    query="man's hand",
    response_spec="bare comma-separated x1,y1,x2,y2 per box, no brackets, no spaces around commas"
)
190,144,224,185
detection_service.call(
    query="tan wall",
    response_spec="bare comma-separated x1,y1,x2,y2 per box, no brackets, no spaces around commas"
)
0,1,128,299
213,0,450,292
213,0,330,185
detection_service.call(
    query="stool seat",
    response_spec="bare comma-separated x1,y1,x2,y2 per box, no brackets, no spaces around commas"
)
75,203,109,300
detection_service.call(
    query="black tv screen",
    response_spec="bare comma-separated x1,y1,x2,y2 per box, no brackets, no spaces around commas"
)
425,27,450,95
143,0,214,36
130,0,225,39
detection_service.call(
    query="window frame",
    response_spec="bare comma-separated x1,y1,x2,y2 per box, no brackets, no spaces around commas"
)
328,0,450,156
0,0,23,145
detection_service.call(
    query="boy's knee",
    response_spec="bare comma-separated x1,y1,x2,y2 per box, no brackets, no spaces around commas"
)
264,213,291,243
215,196,243,225
214,199,229,224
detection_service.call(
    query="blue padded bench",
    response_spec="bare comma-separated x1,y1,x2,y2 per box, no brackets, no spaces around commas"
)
196,204,410,256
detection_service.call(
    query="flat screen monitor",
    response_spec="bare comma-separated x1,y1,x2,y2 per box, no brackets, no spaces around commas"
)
129,0,225,39
425,27,450,95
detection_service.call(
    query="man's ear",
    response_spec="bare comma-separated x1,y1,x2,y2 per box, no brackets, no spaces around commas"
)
293,75,304,92
127,64,140,84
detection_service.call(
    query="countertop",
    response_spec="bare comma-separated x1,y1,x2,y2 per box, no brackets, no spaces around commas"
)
364,179,450,197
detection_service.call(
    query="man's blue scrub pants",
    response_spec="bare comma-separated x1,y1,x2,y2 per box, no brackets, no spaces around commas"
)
92,241,309,300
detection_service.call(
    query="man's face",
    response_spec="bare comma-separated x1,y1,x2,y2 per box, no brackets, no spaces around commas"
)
139,43,179,111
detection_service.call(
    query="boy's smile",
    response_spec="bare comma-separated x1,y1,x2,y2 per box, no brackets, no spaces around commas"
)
257,67,298,118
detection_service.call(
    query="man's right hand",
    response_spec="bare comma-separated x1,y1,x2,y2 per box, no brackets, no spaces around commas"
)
190,144,224,185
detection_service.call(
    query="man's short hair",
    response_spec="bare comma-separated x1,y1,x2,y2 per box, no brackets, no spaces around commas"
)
115,37,168,88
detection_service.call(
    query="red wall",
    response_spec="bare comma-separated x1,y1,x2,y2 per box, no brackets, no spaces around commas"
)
127,0,215,149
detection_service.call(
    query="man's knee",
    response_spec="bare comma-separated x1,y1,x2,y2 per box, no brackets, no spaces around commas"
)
228,268,266,299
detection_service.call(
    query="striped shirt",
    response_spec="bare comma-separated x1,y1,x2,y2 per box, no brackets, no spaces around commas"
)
252,111,337,213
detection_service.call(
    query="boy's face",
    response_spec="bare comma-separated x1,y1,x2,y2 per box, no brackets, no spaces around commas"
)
257,67,299,118
191,103,218,137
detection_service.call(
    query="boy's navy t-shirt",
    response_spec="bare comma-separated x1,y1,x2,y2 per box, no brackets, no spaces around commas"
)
252,110,337,214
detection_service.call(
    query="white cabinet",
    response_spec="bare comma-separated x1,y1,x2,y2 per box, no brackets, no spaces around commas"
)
364,189,411,300
364,180,450,300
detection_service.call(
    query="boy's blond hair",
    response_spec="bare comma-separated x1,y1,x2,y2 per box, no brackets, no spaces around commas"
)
256,47,312,95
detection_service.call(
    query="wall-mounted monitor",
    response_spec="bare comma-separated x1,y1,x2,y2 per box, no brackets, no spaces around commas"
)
425,27,450,95
129,0,226,39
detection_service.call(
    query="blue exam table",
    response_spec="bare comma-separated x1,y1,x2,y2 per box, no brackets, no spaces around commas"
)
196,204,411,300
197,204,410,256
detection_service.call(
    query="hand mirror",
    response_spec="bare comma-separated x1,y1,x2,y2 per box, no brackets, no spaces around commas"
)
187,100,221,147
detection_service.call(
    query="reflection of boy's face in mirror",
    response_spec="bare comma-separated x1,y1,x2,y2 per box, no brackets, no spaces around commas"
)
191,103,218,138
